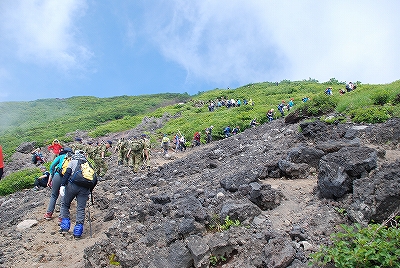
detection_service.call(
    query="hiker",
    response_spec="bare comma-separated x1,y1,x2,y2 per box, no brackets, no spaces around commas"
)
288,98,294,109
346,81,354,92
71,137,85,152
248,99,254,106
0,145,4,180
161,134,170,155
325,87,333,95
267,109,275,122
116,138,128,166
250,118,259,128
47,139,63,161
59,151,92,238
44,147,73,221
33,166,50,190
95,140,111,178
126,137,144,173
232,126,240,135
223,126,231,138
31,147,45,165
236,99,241,107
174,133,180,152
277,101,286,117
192,132,201,147
179,135,186,151
142,134,151,170
339,89,346,95
302,97,309,102
205,126,213,143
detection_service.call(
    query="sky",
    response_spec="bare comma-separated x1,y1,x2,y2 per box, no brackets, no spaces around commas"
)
0,0,399,102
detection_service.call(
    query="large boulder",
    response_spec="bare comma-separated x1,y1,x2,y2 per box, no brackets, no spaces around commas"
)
278,159,310,179
220,201,261,224
220,171,259,192
348,160,400,224
247,182,284,210
286,146,325,169
317,147,377,199
16,142,36,154
263,234,296,268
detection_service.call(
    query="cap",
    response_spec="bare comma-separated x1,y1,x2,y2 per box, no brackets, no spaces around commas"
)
75,150,85,154
63,147,73,153
53,139,59,143
107,140,112,145
75,137,82,142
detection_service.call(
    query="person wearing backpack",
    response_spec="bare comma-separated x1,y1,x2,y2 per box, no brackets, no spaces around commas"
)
126,137,144,173
59,150,95,239
161,134,170,155
205,126,213,143
43,147,73,221
141,134,151,170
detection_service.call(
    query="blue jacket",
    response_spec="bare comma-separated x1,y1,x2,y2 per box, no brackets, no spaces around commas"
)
49,154,67,176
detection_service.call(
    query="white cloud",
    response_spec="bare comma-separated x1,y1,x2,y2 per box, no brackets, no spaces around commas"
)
0,0,92,71
146,0,400,85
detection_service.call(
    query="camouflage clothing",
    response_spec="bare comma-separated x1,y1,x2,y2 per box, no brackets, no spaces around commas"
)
95,144,109,177
127,138,144,172
116,138,128,166
142,136,151,169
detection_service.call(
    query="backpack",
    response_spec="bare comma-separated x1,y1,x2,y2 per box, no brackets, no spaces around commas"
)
70,159,97,190
60,154,72,175
130,140,143,151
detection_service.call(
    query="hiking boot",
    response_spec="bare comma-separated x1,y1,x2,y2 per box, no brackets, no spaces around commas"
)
73,223,84,239
43,212,53,220
59,218,70,233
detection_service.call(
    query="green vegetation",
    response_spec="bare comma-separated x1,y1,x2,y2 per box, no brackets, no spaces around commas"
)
210,254,227,266
0,93,190,160
0,167,42,196
109,254,120,266
310,217,400,268
207,215,241,232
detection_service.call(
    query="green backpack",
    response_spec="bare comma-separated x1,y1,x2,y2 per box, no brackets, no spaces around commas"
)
130,140,143,151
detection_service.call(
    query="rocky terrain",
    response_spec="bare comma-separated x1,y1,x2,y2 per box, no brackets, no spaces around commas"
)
0,117,399,268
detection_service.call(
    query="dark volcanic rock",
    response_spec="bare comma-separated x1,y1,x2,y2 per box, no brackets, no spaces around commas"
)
348,160,400,224
317,146,377,199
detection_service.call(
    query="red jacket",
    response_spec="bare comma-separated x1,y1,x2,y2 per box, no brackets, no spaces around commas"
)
0,145,4,168
48,143,63,155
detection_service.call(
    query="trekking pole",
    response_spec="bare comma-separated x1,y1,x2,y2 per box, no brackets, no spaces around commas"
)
87,204,92,238
87,190,94,238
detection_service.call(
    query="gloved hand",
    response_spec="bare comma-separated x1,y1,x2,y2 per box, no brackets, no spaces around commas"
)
59,186,65,197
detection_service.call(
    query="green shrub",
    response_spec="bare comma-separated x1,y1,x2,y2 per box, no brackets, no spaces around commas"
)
309,222,400,268
0,168,41,196
350,107,391,123
296,94,338,116
371,90,391,105
207,215,240,232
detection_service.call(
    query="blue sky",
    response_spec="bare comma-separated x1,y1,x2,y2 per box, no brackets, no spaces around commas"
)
0,0,399,102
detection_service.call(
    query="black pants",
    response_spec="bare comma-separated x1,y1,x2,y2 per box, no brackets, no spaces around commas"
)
0,168,3,179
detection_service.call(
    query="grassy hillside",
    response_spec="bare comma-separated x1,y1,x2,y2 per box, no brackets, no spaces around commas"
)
0,93,190,159
1,79,399,160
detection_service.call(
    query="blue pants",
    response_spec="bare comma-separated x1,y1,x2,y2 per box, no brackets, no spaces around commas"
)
60,182,90,224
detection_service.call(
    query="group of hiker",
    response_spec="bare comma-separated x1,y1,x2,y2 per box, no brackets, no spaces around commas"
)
207,97,254,111
35,138,114,239
115,134,151,173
